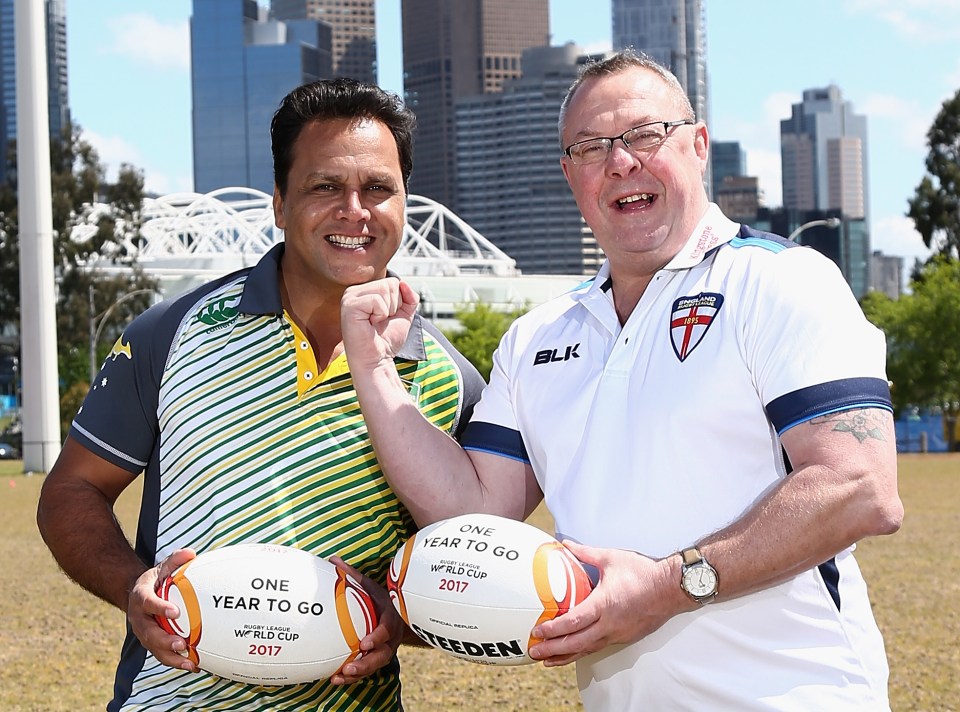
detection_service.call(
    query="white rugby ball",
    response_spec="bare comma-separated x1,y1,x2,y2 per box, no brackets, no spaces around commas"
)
155,543,377,685
387,513,593,666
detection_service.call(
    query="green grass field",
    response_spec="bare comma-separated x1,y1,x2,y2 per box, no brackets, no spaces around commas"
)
1,455,957,711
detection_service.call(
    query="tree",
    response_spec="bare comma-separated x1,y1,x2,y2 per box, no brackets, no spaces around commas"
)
908,89,960,259
443,302,527,381
0,123,157,435
861,257,960,451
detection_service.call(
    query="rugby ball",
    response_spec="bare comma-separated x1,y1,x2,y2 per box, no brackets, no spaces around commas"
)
155,543,377,685
387,513,593,666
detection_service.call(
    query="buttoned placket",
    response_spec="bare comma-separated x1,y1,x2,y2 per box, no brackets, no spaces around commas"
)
604,271,676,376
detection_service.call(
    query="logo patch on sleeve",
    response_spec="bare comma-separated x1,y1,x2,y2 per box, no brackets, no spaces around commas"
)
670,293,724,362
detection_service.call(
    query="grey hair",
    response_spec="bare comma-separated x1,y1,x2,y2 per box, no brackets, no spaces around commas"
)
558,48,696,149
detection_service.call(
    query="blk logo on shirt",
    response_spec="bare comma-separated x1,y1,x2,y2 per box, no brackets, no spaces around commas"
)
670,293,723,362
533,343,581,365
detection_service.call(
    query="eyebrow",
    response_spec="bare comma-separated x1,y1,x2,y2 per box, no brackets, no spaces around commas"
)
300,170,398,185
568,118,659,142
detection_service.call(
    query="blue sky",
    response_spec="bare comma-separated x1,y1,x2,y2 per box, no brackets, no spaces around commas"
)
68,0,960,263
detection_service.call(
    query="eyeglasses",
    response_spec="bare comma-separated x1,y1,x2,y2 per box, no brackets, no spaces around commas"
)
562,119,696,165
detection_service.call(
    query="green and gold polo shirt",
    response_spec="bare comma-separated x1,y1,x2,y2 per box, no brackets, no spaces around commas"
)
72,243,485,712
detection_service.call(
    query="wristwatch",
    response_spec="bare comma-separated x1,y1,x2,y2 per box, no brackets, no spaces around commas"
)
680,547,719,604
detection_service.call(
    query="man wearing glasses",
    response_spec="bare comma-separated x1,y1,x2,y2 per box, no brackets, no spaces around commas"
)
340,50,902,709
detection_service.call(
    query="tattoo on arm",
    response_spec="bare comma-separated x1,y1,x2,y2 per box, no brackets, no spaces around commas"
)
808,409,888,443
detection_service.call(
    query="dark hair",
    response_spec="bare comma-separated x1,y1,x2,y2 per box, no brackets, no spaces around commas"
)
271,77,416,195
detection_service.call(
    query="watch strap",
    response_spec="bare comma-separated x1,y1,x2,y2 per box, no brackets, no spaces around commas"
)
681,547,703,566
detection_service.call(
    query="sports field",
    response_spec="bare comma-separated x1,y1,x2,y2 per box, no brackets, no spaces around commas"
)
1,455,957,711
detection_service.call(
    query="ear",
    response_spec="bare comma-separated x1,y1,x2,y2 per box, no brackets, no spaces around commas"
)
272,185,286,230
560,156,574,187
694,122,710,175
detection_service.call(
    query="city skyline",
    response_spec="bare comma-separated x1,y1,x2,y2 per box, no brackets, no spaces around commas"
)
68,0,959,264
401,0,550,209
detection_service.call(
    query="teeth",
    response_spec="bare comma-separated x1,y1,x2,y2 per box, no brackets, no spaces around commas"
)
328,234,371,247
619,193,653,206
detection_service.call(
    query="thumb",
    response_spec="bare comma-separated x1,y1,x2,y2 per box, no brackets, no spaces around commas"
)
560,540,602,588
397,280,421,317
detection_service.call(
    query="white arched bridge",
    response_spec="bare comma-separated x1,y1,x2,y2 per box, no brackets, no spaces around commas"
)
76,188,584,325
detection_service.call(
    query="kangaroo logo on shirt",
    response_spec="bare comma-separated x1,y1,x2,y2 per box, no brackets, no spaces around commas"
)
670,293,723,362
109,336,132,361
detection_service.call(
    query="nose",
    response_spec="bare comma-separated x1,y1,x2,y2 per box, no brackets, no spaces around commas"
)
337,190,370,221
605,141,642,178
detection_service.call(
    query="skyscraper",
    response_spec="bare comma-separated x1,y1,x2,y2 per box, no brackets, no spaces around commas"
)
780,84,867,219
780,85,867,220
271,0,376,83
0,0,69,184
401,0,549,209
456,45,603,275
612,0,708,127
711,141,745,188
779,86,871,298
191,0,332,194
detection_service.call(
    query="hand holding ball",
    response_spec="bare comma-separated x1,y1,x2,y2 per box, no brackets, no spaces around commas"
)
154,543,377,685
388,513,593,665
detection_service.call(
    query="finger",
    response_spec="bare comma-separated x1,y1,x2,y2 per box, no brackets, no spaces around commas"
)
129,609,198,672
529,626,598,664
155,548,197,584
397,280,420,313
329,555,363,581
335,645,393,683
559,539,601,566
358,619,393,651
341,289,390,323
534,593,600,640
539,652,584,668
153,645,198,672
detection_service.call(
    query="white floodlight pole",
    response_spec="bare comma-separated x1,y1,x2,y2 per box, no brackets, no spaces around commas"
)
15,0,61,473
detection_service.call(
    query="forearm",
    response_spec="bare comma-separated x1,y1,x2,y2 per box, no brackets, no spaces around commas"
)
354,359,490,524
689,413,902,601
37,476,147,611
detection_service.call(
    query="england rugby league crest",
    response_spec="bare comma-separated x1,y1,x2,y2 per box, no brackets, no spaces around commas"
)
670,292,724,362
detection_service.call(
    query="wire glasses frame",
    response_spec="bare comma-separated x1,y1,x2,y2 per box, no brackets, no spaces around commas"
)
563,119,696,165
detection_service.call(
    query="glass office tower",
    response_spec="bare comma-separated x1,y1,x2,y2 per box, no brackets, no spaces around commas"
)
0,0,69,184
191,0,332,194
401,0,549,210
612,0,708,128
780,84,868,220
456,44,604,275
271,0,376,83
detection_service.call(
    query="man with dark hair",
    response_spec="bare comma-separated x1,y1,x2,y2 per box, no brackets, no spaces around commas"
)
341,51,903,709
38,78,484,711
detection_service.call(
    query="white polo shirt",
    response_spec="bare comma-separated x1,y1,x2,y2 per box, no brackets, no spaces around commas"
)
461,204,893,710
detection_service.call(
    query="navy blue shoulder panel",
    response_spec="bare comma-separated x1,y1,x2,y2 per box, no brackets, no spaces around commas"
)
723,223,800,255
71,266,256,473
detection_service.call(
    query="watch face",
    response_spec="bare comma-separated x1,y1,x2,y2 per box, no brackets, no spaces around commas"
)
683,564,718,598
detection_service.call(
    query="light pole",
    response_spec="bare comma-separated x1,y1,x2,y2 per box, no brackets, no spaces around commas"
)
88,286,159,383
787,217,841,243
